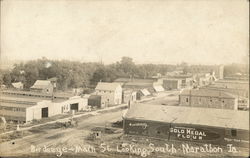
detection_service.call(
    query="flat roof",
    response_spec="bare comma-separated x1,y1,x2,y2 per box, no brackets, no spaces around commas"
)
216,80,249,84
180,89,236,99
125,104,249,130
0,90,77,101
0,95,48,103
1,90,52,97
114,78,155,83
95,82,121,91
0,102,34,108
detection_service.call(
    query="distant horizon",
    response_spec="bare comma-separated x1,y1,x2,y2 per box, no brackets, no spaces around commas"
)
1,0,249,66
0,56,248,67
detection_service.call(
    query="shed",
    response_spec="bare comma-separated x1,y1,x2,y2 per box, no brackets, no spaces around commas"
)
153,85,164,92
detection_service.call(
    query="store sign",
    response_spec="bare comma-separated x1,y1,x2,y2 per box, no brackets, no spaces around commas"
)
170,127,220,141
129,123,148,129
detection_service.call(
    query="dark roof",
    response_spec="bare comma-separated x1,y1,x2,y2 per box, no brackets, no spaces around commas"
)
95,82,121,91
180,89,236,99
114,78,155,83
48,77,58,82
125,104,249,130
89,95,102,100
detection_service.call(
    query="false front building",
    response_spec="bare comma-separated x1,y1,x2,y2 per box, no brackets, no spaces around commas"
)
179,89,238,110
95,82,122,106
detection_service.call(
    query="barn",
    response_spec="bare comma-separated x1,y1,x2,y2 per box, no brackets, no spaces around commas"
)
123,104,249,147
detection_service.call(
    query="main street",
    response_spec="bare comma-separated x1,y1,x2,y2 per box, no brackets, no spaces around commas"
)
0,91,179,157
0,108,125,157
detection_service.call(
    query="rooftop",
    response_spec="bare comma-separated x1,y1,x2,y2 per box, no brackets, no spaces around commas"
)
180,89,236,99
0,95,49,103
31,80,52,89
1,90,75,98
95,82,121,91
12,82,23,88
0,101,35,108
114,78,155,83
216,79,249,84
125,104,249,130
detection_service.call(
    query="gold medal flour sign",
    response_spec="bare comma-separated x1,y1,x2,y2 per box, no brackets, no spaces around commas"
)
170,127,220,141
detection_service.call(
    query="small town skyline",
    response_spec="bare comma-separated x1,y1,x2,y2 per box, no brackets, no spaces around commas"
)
0,55,248,67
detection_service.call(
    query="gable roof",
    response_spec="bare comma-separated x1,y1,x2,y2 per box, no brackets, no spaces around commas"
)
12,82,23,89
31,80,52,89
140,89,151,96
180,89,236,99
153,85,165,92
125,104,249,130
95,82,121,91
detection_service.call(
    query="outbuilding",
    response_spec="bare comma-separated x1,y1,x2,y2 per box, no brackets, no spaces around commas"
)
136,89,151,100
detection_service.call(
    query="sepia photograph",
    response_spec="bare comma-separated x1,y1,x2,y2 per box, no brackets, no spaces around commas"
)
0,0,249,157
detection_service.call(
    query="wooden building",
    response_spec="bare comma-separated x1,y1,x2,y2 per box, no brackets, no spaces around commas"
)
179,89,238,110
136,89,151,100
95,82,122,106
123,104,249,147
11,82,24,90
163,79,182,90
30,80,54,94
0,90,88,123
87,95,105,108
122,89,137,104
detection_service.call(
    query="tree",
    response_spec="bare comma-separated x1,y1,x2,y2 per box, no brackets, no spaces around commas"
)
117,56,137,77
2,72,12,86
91,67,107,85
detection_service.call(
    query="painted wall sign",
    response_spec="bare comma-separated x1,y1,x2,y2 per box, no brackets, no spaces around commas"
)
129,123,148,129
170,126,221,141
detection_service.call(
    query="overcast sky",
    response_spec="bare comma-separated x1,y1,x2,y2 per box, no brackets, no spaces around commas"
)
1,0,249,65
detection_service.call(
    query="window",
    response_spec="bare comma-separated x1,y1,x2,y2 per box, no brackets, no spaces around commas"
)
186,98,189,103
231,129,237,137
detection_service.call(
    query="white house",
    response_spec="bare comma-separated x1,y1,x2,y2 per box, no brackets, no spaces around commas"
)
12,82,24,90
95,82,122,106
30,80,54,93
